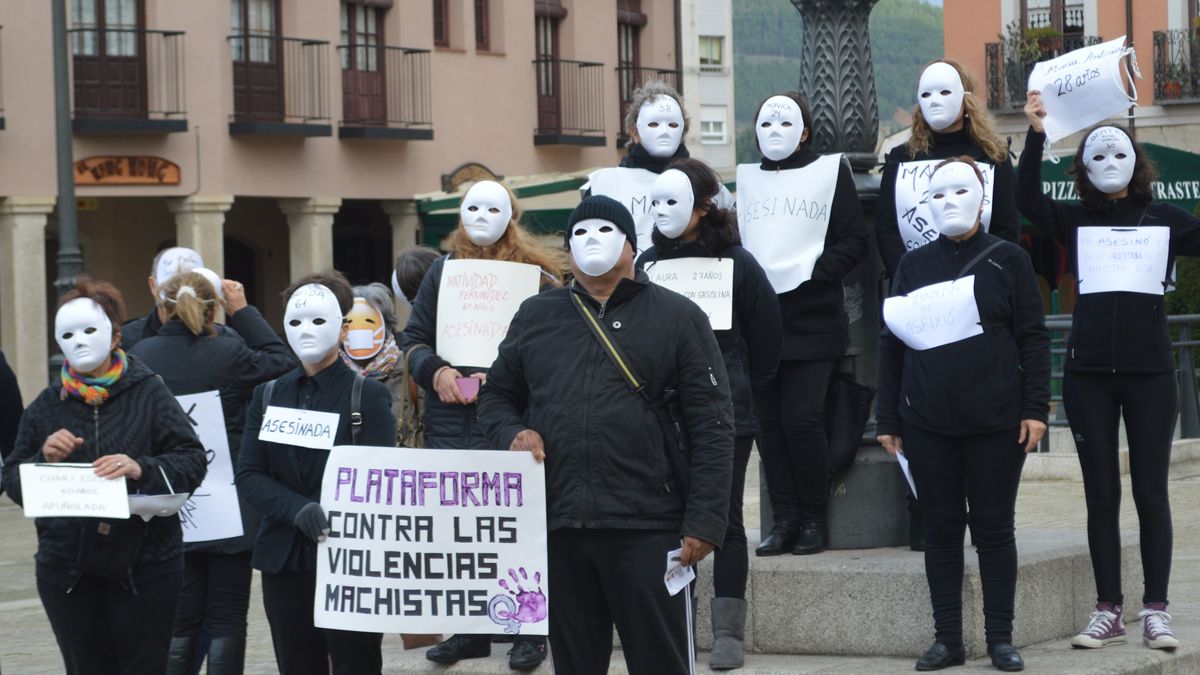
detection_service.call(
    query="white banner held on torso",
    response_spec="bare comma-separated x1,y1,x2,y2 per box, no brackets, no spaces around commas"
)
175,391,243,542
258,406,341,450
586,167,659,256
1028,36,1136,144
1077,226,1171,296
19,463,130,519
895,159,996,251
883,275,985,351
644,257,735,330
436,259,541,369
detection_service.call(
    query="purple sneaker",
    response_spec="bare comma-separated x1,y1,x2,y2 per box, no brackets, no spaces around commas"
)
1071,602,1126,649
1139,604,1180,650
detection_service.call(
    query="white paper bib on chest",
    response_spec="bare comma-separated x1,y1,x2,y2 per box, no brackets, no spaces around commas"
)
883,276,984,351
895,159,996,251
644,257,735,330
258,406,341,450
585,167,658,255
736,154,841,293
1076,226,1170,296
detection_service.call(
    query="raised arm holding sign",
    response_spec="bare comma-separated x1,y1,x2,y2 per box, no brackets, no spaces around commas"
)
1027,36,1137,146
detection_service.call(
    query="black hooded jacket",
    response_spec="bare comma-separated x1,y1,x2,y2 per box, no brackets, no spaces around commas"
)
121,309,240,352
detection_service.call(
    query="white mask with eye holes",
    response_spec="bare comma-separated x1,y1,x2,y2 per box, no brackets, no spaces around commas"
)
570,219,628,277
650,169,696,239
1083,126,1136,195
928,162,985,237
917,62,966,132
55,298,113,374
284,284,344,365
636,96,685,158
756,95,805,162
459,181,513,247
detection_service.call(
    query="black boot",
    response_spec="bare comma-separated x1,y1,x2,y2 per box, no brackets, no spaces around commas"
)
755,520,800,556
165,636,197,675
508,635,547,671
426,634,491,663
792,518,827,555
205,636,246,675
988,643,1024,672
915,642,966,671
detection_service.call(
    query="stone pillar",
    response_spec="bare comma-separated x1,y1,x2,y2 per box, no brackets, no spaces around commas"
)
279,198,341,281
167,195,235,275
382,199,423,263
0,197,57,403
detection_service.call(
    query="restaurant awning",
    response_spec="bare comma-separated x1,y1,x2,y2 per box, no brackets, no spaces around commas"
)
1038,142,1200,212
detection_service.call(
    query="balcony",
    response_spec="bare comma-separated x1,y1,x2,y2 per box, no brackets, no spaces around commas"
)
228,35,331,137
533,58,606,146
616,65,681,147
1153,29,1200,105
985,34,1101,111
68,28,186,134
337,45,433,141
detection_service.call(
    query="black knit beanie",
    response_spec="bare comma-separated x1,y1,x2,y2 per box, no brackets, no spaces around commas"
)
564,195,637,247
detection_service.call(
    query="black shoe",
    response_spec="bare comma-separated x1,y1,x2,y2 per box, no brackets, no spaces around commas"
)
915,642,966,671
426,634,490,664
988,643,1024,672
792,519,827,555
508,636,547,671
755,521,800,556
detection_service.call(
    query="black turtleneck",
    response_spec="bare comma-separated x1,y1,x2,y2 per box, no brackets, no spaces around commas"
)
619,142,690,174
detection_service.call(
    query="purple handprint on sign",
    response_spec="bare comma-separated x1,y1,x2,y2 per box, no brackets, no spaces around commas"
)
488,567,547,634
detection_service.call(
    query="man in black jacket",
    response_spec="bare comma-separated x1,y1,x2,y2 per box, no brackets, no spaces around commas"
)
479,195,735,674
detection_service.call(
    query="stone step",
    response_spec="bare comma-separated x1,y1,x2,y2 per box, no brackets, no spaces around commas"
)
1024,437,1200,482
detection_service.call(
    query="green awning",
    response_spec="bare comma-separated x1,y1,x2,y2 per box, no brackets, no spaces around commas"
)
1039,142,1200,212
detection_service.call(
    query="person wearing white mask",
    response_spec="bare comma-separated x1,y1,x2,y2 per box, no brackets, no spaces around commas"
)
1021,95,1200,652
876,158,1050,672
236,272,396,675
121,246,206,350
3,277,207,675
479,195,734,675
736,91,867,557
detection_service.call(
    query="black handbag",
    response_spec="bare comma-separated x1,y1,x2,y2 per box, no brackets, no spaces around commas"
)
77,517,149,581
825,371,875,476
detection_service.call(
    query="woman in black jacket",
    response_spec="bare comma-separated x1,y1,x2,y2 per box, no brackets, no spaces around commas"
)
636,158,781,669
129,270,296,674
1020,92,1200,651
736,91,868,556
2,277,207,675
877,158,1050,672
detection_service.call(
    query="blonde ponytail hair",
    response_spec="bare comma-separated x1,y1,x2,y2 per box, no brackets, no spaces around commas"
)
161,271,218,336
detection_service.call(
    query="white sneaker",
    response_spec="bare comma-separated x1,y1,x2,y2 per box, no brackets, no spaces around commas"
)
1139,607,1180,650
1071,603,1126,649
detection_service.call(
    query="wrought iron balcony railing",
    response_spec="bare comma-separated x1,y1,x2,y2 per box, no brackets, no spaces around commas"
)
1153,29,1200,105
228,34,330,135
337,44,432,140
533,58,606,146
68,27,186,132
985,34,1101,111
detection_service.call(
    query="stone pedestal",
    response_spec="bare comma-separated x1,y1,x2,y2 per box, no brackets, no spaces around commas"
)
0,197,56,403
279,198,342,281
168,195,234,276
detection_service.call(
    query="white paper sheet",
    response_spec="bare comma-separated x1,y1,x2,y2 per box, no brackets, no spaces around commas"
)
644,257,735,330
175,391,244,542
258,406,341,450
1077,226,1170,296
1028,36,1136,144
435,259,541,369
129,493,191,522
19,463,129,519
896,452,918,500
883,276,984,351
663,547,696,597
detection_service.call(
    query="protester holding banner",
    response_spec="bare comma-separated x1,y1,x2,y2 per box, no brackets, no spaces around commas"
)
480,194,735,675
876,158,1050,672
2,277,208,675
636,158,781,670
736,91,867,557
1020,93,1200,651
129,270,296,674
236,271,396,675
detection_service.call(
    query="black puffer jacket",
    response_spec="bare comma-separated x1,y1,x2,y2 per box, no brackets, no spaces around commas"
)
2,354,207,586
479,274,735,546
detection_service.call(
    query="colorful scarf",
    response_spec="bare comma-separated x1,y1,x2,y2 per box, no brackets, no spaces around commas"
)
60,349,127,407
341,332,402,380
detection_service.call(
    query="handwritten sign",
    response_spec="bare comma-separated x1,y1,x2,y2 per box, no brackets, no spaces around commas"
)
19,463,130,519
258,406,341,450
175,391,243,542
74,156,181,186
1028,36,1135,144
1077,226,1170,296
883,276,983,351
314,446,549,635
644,258,734,330
586,167,659,255
436,260,540,369
895,159,996,251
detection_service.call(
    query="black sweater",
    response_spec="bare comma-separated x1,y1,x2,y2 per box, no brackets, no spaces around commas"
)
1017,128,1200,373
619,142,690,173
876,127,1021,279
876,231,1051,436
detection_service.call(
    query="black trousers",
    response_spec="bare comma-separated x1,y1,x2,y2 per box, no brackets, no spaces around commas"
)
260,568,383,675
1063,370,1176,606
173,551,252,640
548,529,693,675
711,435,754,598
38,569,183,675
902,423,1026,647
756,358,838,523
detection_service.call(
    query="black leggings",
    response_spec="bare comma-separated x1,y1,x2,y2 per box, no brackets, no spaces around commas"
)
1063,370,1176,606
711,435,754,598
756,359,837,523
902,423,1026,647
173,551,252,640
261,568,383,675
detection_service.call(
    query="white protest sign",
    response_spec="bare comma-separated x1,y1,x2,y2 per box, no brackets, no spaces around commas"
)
1077,226,1170,296
736,154,841,293
315,446,549,636
175,391,243,542
19,463,130,519
258,406,340,450
895,160,996,251
1028,36,1136,144
644,258,735,330
586,167,659,256
436,260,540,369
883,276,984,351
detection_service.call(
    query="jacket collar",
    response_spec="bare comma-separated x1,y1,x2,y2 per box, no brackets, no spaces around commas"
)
620,143,690,174
935,227,989,255
570,270,651,309
157,320,199,338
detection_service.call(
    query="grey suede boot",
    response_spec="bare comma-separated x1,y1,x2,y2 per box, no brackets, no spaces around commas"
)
709,597,747,670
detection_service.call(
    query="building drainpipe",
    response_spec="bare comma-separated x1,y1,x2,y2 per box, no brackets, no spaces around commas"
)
674,0,683,97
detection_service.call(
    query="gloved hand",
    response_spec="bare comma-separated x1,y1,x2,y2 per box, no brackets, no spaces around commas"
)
293,502,331,543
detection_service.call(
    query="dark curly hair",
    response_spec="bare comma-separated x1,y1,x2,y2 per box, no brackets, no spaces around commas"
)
1068,124,1157,210
650,158,740,254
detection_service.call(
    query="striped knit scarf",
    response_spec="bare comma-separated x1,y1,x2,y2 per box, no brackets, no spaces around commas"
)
60,349,127,407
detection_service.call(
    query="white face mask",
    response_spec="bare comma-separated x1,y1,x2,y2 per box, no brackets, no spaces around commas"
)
459,181,513,247
636,96,685,158
917,62,966,132
756,95,804,162
928,162,985,237
570,218,628,277
284,284,344,365
154,247,204,289
1083,126,1136,195
650,169,696,239
193,267,224,301
343,297,385,360
55,298,113,373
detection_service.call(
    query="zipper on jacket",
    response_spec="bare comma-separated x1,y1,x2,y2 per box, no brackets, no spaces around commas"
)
598,301,607,319
581,341,595,526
